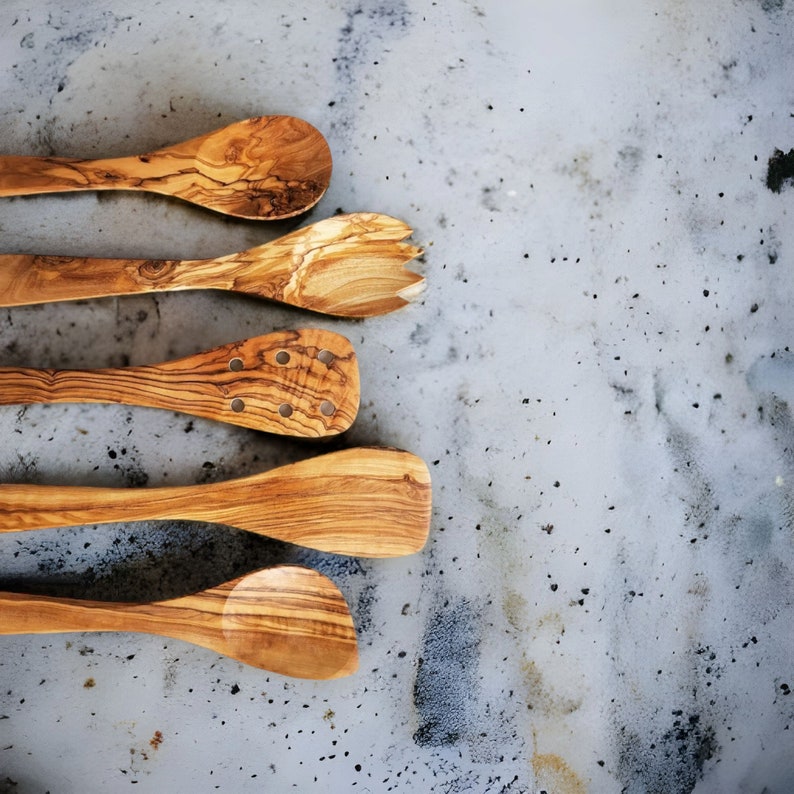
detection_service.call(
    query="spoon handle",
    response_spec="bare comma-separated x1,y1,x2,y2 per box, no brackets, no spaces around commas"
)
0,330,359,436
0,447,431,557
0,565,359,678
0,155,139,196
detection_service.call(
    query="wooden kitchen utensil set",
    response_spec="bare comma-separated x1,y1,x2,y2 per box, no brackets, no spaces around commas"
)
0,116,431,680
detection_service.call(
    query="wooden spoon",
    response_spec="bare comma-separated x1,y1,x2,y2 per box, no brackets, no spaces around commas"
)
0,328,359,436
0,447,432,557
0,116,332,220
0,213,424,317
0,565,358,679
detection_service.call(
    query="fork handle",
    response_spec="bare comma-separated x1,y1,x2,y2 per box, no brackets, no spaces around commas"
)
0,252,198,306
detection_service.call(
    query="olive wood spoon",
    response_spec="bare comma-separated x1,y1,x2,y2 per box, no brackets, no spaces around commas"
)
0,565,358,679
0,116,332,220
0,447,432,557
0,328,359,436
0,213,424,317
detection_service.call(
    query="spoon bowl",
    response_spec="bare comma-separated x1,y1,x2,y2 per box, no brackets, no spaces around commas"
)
0,565,358,679
0,116,332,220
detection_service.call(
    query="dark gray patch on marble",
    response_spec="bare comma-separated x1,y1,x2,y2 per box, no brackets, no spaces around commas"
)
329,1,412,142
766,148,794,193
617,710,718,794
9,10,133,111
335,1,411,81
617,144,644,175
654,375,717,540
759,0,786,13
413,597,480,747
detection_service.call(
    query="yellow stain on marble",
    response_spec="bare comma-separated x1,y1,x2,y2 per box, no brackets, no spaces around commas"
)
503,589,529,632
521,656,582,716
531,752,587,794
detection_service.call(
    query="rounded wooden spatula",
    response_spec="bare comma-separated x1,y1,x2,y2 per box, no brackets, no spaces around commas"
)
0,328,359,436
0,565,359,679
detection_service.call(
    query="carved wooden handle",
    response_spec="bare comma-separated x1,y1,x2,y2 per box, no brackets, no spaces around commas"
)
0,448,431,557
0,329,359,436
0,565,358,678
0,116,333,220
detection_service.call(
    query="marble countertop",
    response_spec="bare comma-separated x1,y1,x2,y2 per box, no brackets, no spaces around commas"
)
0,1,792,791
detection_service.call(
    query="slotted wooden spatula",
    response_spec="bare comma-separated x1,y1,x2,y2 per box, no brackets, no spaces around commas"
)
0,116,332,220
0,565,358,679
0,328,359,436
0,213,424,317
0,447,432,557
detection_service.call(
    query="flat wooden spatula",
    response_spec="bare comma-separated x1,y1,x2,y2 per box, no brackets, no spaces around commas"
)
0,447,432,557
0,328,359,436
0,565,358,679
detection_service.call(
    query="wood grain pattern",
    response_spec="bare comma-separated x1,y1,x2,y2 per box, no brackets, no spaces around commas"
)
0,565,358,679
0,447,431,557
0,329,359,436
0,213,425,317
0,116,332,220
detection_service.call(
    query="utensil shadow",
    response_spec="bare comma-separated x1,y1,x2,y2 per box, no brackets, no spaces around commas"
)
0,518,367,604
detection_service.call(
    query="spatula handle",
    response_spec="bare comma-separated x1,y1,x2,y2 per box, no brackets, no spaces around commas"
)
0,590,156,635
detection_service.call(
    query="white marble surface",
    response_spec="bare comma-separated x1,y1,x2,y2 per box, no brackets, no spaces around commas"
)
0,1,792,791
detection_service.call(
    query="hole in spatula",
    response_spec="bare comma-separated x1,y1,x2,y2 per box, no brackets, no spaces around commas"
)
317,349,334,365
275,351,290,365
229,357,244,372
320,400,335,416
231,398,245,412
278,403,293,418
